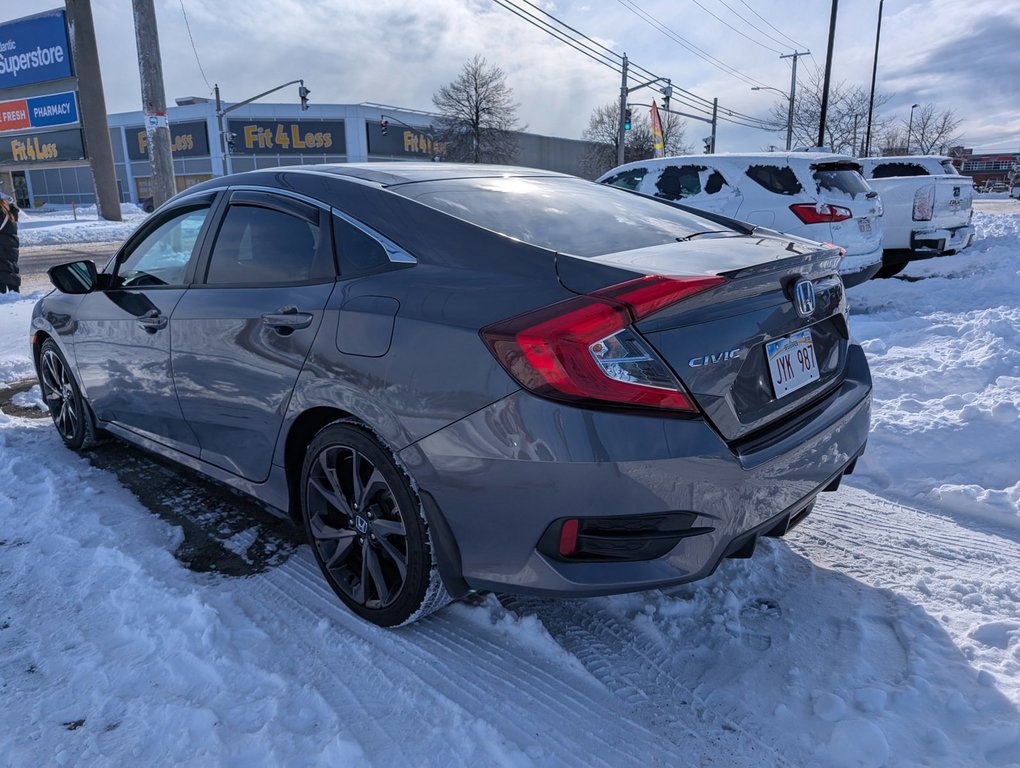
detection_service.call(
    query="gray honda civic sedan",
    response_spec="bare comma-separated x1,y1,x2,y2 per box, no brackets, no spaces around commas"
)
32,164,871,627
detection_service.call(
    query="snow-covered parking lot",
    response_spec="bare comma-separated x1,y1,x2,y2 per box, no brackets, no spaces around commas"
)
1,201,1018,767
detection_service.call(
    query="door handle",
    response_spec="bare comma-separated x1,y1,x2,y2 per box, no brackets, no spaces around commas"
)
137,310,167,332
262,306,314,331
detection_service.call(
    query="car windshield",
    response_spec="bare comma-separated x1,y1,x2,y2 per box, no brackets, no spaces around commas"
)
390,176,728,257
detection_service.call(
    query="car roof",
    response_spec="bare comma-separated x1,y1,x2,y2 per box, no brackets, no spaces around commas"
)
859,155,952,164
242,162,573,187
598,151,861,179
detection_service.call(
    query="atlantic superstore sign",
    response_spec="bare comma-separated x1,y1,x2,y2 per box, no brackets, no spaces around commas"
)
0,10,74,90
226,119,346,154
126,120,210,160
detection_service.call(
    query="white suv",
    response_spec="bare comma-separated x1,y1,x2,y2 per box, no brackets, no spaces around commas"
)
597,152,884,287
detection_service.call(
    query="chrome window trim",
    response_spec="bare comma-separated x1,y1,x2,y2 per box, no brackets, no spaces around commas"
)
330,207,417,265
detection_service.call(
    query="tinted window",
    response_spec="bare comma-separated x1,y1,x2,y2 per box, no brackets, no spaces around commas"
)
871,162,929,178
333,215,390,277
117,206,209,287
205,204,327,285
601,167,647,191
813,163,871,198
392,176,723,258
655,165,704,200
744,164,802,195
704,170,727,194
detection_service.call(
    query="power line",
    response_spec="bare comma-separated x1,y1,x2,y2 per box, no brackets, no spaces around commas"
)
612,0,774,90
178,0,212,93
737,0,811,52
491,0,776,131
688,0,785,54
713,0,799,51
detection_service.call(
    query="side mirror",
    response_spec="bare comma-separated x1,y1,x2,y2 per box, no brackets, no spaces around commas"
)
48,259,99,294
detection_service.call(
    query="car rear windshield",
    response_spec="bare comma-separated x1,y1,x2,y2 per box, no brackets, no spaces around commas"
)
389,176,727,257
812,163,872,198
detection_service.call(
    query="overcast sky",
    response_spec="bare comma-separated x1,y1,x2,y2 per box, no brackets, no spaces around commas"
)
3,0,1019,154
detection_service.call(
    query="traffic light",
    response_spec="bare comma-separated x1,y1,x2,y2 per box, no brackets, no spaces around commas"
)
226,132,237,152
380,117,389,136
298,83,310,111
624,108,632,131
703,136,712,154
661,84,672,112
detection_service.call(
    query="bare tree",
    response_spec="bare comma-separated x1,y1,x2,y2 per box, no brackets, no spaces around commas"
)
768,69,892,155
903,104,964,154
432,56,520,164
580,102,692,178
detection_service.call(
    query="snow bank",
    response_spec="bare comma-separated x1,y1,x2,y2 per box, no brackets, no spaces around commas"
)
850,208,1020,525
18,205,147,247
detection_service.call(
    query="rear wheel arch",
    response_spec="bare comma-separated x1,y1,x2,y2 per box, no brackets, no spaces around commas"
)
283,407,357,522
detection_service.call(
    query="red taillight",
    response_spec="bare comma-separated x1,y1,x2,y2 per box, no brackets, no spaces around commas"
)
480,275,725,413
789,202,853,224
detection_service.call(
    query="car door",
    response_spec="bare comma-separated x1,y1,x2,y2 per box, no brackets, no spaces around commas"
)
170,189,337,482
72,194,217,454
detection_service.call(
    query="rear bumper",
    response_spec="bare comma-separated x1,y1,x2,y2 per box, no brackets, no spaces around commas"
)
908,224,976,255
838,244,884,287
401,345,872,597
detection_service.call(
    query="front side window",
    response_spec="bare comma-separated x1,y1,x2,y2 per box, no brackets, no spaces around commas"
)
871,162,929,178
654,165,704,200
117,206,210,287
205,204,328,285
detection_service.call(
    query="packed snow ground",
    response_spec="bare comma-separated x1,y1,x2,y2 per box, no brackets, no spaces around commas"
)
1,202,1018,766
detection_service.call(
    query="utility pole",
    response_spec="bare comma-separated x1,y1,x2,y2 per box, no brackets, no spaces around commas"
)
710,98,718,153
779,51,809,151
818,0,839,149
617,54,629,166
864,0,884,157
132,0,176,209
65,0,122,221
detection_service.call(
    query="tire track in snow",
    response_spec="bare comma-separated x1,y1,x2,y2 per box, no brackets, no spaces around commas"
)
235,551,690,766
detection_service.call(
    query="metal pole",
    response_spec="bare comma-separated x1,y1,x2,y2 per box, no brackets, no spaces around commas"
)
710,98,718,153
907,104,918,154
132,0,176,208
818,0,839,149
65,0,122,221
780,51,807,151
215,84,227,177
617,54,629,165
864,0,883,157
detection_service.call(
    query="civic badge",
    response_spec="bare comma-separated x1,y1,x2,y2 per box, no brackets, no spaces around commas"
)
793,278,816,318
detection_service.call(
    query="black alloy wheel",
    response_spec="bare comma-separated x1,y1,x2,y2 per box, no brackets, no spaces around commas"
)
38,339,96,450
301,423,445,627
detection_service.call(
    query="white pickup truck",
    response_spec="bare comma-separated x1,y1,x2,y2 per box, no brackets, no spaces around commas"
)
858,156,976,277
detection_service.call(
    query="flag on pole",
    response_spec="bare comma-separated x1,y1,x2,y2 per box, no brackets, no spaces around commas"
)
650,101,665,158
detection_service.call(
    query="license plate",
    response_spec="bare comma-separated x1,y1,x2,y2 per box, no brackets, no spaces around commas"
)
858,218,872,234
766,329,820,398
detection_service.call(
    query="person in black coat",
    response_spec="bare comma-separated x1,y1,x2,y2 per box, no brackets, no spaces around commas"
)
0,197,20,294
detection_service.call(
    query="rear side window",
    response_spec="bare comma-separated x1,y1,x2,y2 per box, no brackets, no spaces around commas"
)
601,167,647,191
813,163,871,198
333,215,390,277
205,204,328,285
654,165,704,200
744,164,802,195
871,162,929,178
704,170,727,194
391,176,725,258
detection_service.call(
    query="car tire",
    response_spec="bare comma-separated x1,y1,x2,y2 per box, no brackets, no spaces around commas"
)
300,421,449,627
875,261,907,279
38,339,99,451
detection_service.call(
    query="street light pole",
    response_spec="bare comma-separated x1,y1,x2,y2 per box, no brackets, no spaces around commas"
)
779,51,808,151
907,103,919,154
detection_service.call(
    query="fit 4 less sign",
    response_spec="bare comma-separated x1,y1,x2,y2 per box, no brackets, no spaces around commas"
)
227,119,345,154
0,127,84,165
126,120,209,160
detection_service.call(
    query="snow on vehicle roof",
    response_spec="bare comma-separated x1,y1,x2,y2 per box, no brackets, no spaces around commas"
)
598,151,860,180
